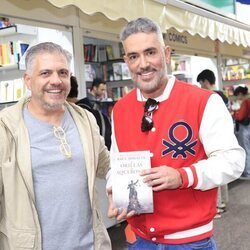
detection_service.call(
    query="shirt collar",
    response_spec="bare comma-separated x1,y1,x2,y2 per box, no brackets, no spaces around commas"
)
136,75,176,102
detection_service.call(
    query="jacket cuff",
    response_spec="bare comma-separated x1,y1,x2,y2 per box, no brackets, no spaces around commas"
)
177,165,198,189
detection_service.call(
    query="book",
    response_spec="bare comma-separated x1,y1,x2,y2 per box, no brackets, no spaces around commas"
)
0,44,2,65
1,43,9,65
113,62,131,81
13,78,25,101
84,64,96,82
106,45,114,60
98,45,107,62
111,150,154,214
121,63,131,80
112,62,122,81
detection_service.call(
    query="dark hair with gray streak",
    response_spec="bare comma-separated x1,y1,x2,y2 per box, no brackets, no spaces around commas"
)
120,17,164,46
25,42,72,73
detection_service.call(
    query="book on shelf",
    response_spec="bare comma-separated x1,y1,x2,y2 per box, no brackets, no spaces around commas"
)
0,41,29,66
84,64,96,82
121,63,131,80
103,63,114,82
106,45,114,60
111,150,154,214
0,78,25,103
111,87,122,100
0,44,2,65
98,45,107,62
1,43,9,65
13,78,25,101
112,62,131,81
84,44,97,62
112,62,122,81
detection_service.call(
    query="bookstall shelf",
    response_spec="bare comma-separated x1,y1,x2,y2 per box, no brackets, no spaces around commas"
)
83,36,134,101
0,23,37,104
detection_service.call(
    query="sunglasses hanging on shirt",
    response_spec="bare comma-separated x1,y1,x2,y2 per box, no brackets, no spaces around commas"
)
141,98,159,132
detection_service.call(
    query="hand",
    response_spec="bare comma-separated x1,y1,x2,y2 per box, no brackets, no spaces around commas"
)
107,187,135,221
140,166,182,191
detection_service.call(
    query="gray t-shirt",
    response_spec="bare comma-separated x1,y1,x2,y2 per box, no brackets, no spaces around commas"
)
23,107,93,250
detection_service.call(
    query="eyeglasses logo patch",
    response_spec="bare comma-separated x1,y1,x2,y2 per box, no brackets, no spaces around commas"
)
162,121,197,159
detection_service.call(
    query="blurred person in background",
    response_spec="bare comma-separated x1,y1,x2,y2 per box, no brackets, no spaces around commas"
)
197,69,230,218
83,78,107,109
67,75,112,150
232,86,250,178
197,69,229,106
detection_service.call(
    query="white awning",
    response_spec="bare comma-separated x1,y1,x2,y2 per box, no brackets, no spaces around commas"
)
47,0,250,47
162,0,250,48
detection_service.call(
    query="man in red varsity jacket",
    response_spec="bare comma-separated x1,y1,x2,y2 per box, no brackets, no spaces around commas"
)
107,17,245,250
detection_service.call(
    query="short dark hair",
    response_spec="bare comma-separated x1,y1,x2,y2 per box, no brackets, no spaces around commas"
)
91,78,106,90
197,69,216,85
234,86,248,96
68,75,78,98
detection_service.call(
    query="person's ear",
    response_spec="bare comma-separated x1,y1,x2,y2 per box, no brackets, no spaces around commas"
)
164,46,171,64
23,73,32,90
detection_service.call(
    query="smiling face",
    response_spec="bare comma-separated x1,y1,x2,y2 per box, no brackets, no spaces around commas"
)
24,52,71,114
123,32,170,98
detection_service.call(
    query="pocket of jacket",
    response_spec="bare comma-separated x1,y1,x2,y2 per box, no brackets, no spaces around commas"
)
0,223,36,249
13,231,36,248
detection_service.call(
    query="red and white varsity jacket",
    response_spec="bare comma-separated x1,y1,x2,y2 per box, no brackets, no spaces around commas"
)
110,77,245,244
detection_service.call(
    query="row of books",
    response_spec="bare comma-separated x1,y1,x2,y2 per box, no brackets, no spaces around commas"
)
85,62,131,82
0,41,29,66
84,44,116,62
109,85,134,101
0,78,26,103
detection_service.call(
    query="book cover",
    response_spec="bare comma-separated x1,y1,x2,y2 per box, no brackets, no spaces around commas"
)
13,78,25,101
106,45,114,60
0,44,2,65
112,62,122,81
121,63,131,80
1,43,9,65
111,151,154,214
98,45,107,62
84,64,96,82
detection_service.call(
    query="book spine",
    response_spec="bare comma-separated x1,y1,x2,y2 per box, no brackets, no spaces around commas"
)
0,44,2,65
1,43,9,65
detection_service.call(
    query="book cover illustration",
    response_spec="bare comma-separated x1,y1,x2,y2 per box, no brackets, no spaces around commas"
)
111,151,154,214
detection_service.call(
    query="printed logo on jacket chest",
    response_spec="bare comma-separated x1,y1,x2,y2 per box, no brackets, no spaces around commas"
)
162,121,198,159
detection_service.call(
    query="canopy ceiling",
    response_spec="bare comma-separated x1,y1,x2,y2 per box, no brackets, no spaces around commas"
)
47,0,250,47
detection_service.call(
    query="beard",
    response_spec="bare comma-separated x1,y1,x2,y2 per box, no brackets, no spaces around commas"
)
42,101,65,111
41,85,69,111
131,63,167,94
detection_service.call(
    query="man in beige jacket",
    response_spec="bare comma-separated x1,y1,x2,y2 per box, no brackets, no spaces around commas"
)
0,42,111,250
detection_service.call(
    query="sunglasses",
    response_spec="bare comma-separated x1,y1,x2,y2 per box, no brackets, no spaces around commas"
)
53,126,72,159
141,98,159,132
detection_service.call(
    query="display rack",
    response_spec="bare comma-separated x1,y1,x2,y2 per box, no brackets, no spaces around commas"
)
221,57,250,87
83,36,133,100
0,24,37,104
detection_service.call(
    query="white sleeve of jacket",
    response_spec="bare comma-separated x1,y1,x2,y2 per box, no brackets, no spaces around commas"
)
182,93,245,191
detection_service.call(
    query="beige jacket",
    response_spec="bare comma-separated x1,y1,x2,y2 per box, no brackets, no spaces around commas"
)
0,97,111,250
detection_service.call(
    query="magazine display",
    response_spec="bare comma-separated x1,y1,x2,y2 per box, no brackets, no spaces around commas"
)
111,151,154,214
